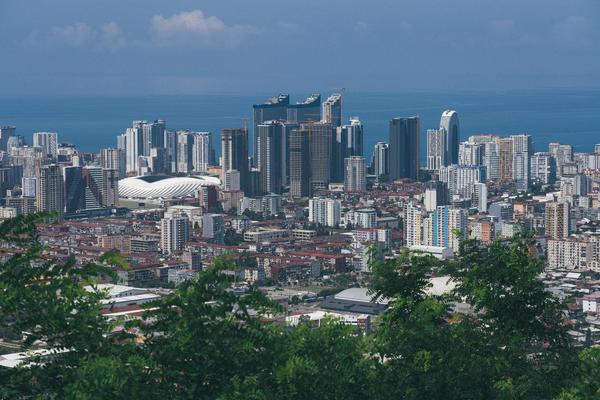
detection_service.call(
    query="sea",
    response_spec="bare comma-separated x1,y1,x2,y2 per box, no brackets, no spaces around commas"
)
1,89,599,161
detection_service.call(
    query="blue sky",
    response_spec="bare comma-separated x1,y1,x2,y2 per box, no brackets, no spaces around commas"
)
1,0,599,95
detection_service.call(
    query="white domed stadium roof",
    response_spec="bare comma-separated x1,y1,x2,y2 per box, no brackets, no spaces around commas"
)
119,175,220,199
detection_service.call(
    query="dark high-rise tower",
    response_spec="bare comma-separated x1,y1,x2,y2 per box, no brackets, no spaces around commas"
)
287,94,321,124
288,127,311,198
256,121,283,194
389,117,420,181
64,166,85,213
253,94,289,163
440,110,459,165
221,128,249,192
304,122,333,191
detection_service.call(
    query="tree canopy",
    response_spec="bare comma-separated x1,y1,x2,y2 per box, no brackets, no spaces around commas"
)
0,215,595,399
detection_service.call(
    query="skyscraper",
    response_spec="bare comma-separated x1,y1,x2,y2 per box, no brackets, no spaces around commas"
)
389,117,420,181
458,141,484,166
332,117,363,182
426,129,446,171
63,166,85,213
164,130,178,173
100,148,126,179
253,94,289,162
322,93,342,127
344,156,366,192
139,120,166,156
440,110,460,165
511,134,532,191
549,142,573,178
0,126,15,152
33,132,58,159
305,122,333,191
190,131,213,173
287,94,321,124
545,201,570,239
36,165,65,214
221,128,249,192
370,142,389,180
124,126,143,174
176,131,194,173
288,127,311,198
256,121,283,194
83,166,104,209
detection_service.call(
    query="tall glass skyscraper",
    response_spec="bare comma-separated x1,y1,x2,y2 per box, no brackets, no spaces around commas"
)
389,116,420,181
288,127,311,198
440,110,460,165
256,121,283,194
221,128,249,193
252,94,289,163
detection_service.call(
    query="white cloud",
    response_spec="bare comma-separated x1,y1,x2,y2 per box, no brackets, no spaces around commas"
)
150,10,257,45
50,22,94,47
100,22,127,50
554,16,591,45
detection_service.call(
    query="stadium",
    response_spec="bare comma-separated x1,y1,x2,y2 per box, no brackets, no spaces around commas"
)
118,175,220,200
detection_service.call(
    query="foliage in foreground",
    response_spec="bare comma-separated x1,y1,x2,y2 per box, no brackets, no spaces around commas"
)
0,215,595,399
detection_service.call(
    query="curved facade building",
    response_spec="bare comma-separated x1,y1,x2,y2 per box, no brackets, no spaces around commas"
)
440,110,460,165
119,175,220,199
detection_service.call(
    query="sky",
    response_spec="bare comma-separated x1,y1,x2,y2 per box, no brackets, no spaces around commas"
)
1,0,599,96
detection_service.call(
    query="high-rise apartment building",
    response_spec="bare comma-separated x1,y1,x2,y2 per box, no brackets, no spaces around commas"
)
531,152,556,185
308,198,341,227
190,131,213,173
344,156,366,192
389,117,419,181
100,148,126,179
440,110,460,165
511,134,532,191
305,122,333,191
33,132,58,159
472,182,488,213
288,127,311,198
545,201,570,239
221,128,249,193
322,93,342,127
370,142,389,180
439,164,485,199
426,129,446,171
425,206,466,253
549,142,573,178
424,181,449,212
124,126,143,174
160,212,190,255
404,203,424,247
36,165,65,214
256,121,283,194
458,141,484,166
